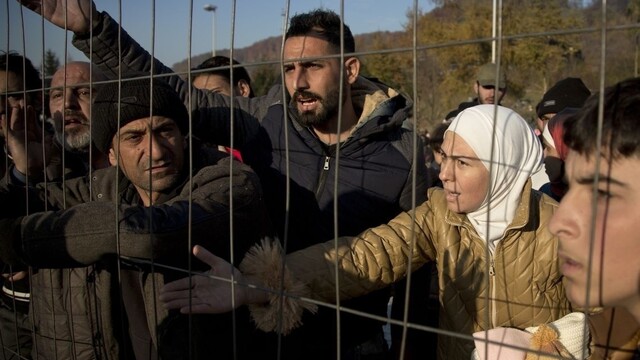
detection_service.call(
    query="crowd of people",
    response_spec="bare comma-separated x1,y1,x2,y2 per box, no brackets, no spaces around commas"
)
1,0,639,359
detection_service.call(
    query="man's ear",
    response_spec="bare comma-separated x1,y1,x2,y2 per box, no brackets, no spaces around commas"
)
473,81,480,95
108,147,117,166
345,57,360,84
236,79,252,98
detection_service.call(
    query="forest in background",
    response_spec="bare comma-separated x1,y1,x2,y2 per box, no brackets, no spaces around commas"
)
171,0,639,133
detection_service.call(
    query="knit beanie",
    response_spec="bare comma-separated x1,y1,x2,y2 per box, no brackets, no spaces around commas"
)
91,77,189,153
537,77,590,118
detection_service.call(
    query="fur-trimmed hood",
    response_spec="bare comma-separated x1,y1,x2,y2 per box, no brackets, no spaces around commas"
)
349,76,413,139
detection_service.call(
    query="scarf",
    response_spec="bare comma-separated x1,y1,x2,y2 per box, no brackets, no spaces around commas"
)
447,105,543,251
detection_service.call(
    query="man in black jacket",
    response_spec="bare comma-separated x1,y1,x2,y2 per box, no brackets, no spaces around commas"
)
19,1,429,358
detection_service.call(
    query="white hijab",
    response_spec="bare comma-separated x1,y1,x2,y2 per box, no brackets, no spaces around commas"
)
446,105,543,251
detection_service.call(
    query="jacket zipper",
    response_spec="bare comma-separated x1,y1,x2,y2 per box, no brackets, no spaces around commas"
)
315,156,331,199
489,248,498,327
489,257,495,276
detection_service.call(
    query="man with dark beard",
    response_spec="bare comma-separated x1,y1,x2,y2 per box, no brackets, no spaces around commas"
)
20,2,429,359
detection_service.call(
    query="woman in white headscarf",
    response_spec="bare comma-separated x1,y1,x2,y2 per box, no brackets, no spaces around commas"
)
161,105,572,360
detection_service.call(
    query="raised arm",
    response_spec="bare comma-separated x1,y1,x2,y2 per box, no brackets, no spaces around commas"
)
69,9,275,147
19,0,275,148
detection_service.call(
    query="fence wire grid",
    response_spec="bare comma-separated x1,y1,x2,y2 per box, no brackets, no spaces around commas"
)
1,0,640,360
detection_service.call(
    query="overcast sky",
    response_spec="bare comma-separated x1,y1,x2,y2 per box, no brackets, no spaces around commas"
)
3,0,434,69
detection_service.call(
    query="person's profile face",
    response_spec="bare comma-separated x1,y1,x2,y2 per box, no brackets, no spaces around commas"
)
536,113,556,133
438,132,489,214
549,150,640,310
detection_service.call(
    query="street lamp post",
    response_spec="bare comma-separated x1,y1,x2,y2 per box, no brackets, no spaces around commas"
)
203,4,217,58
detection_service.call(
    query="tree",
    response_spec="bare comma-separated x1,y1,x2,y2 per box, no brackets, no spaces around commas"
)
501,0,585,105
43,49,60,78
399,0,589,127
359,31,413,93
250,61,280,97
407,0,495,129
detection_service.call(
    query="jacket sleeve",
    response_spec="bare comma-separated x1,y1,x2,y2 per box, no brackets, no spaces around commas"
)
239,198,440,333
285,201,438,301
71,11,279,148
0,174,94,266
13,159,265,269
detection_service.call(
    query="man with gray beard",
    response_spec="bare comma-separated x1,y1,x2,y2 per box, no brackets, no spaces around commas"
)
46,61,110,177
5,61,110,185
0,61,111,359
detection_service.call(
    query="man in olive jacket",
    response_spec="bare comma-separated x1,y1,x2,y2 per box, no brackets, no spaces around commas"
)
0,77,267,359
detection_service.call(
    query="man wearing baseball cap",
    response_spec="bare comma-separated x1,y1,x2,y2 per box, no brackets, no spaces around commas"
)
474,62,507,105
446,62,508,120
0,76,267,359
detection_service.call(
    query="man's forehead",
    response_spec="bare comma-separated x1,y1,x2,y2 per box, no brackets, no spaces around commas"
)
283,35,337,60
193,74,232,93
51,65,93,88
118,116,176,131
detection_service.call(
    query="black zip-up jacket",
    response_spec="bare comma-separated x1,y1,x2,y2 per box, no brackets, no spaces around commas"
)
71,11,428,359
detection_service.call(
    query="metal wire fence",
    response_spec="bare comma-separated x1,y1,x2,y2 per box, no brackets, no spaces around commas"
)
1,0,639,359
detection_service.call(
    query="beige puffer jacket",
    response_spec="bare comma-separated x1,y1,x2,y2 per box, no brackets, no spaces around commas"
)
267,181,572,360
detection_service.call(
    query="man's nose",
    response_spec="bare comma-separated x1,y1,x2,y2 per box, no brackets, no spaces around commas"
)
64,90,79,109
292,68,309,92
145,133,168,160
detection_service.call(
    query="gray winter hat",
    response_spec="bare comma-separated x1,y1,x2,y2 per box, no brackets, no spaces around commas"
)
91,77,189,153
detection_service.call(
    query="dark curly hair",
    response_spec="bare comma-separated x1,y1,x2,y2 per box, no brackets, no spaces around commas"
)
192,55,254,97
285,9,355,54
563,77,640,160
0,51,43,92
